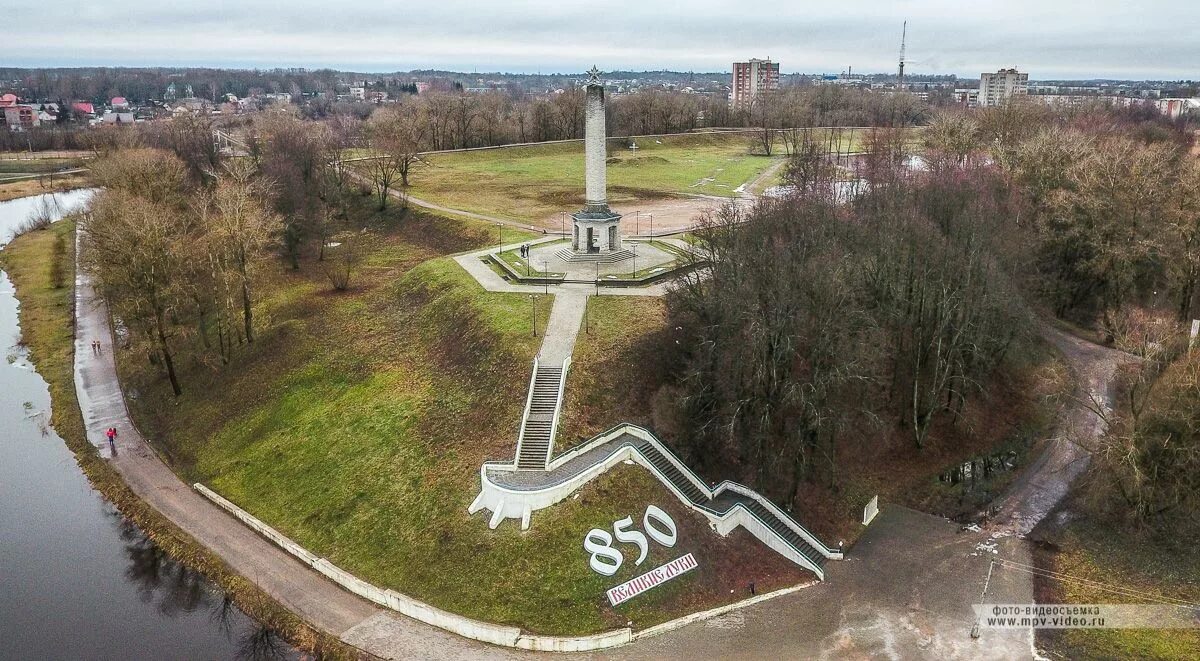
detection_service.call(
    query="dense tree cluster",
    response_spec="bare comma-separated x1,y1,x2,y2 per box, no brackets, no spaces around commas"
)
1090,351,1200,534
80,148,281,394
665,101,1198,518
668,149,1032,504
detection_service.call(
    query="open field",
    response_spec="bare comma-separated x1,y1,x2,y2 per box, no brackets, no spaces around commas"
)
0,156,85,175
0,171,91,202
0,154,90,201
369,133,780,226
105,196,807,634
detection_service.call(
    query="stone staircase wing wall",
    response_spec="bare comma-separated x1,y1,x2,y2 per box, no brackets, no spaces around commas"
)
712,481,844,560
474,423,839,578
545,357,571,461
512,357,540,463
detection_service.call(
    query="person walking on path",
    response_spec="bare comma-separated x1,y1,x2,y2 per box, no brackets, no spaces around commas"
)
105,426,117,451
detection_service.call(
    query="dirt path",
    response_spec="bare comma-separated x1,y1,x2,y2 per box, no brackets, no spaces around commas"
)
987,325,1131,536
344,168,547,234
738,158,787,199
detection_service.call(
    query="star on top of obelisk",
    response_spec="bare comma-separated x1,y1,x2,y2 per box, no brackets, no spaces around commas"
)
587,66,601,84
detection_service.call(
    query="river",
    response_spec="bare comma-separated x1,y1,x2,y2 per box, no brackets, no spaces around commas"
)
0,190,293,660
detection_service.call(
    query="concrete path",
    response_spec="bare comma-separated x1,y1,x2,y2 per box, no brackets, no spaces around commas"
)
73,268,517,660
608,506,1035,660
453,243,673,298
537,290,587,366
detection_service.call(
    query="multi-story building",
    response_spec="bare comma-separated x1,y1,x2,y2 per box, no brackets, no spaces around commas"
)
731,58,780,107
979,68,1029,107
953,89,981,108
3,105,39,130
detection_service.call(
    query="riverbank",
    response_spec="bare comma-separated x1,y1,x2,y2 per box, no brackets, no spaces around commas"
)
0,217,363,659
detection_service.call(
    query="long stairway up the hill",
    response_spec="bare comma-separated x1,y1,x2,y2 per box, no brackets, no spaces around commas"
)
516,365,563,470
633,438,828,571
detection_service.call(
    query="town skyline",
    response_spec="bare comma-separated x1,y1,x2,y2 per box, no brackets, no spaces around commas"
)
4,0,1197,81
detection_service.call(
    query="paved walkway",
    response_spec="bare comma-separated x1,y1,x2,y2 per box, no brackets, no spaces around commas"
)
988,325,1130,536
608,506,1036,660
73,268,517,660
537,290,587,366
453,241,674,298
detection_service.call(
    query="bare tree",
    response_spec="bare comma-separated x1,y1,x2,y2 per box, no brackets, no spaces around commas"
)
81,191,193,395
211,161,283,344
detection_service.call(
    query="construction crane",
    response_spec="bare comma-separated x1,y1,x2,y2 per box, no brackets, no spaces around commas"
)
897,20,907,90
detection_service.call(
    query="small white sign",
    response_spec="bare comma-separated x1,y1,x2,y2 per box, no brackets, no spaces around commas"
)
863,495,879,525
606,553,699,606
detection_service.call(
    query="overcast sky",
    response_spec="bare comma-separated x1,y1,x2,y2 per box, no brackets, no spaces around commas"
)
4,0,1196,80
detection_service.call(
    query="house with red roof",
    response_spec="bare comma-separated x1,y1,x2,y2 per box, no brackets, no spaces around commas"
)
111,96,129,110
71,101,95,116
3,105,39,130
0,93,19,108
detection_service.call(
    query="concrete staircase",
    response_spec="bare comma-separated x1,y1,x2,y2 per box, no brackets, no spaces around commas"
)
553,248,634,264
515,364,565,470
474,423,841,577
633,438,828,571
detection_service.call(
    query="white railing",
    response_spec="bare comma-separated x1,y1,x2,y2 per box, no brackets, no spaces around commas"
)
474,423,838,578
511,357,539,465
543,357,571,465
712,481,843,560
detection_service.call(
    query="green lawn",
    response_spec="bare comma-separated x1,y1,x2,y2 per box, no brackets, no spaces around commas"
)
559,295,671,449
111,200,806,634
389,133,783,223
496,241,568,277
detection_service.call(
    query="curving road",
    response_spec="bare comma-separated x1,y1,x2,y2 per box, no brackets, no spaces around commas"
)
606,325,1130,660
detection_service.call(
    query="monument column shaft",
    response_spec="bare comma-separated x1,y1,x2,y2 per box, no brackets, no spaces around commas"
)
584,84,606,209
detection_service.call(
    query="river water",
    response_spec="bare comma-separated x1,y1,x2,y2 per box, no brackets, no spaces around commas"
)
0,191,292,660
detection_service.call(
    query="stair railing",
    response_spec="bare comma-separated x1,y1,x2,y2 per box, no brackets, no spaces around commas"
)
543,358,571,467
512,358,539,468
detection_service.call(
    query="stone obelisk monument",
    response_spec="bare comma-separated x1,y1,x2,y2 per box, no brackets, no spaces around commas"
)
571,66,623,255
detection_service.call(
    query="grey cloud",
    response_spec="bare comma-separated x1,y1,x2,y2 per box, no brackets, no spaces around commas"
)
3,0,1197,79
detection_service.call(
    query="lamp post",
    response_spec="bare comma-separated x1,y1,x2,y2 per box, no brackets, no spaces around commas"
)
497,222,503,253
530,294,537,337
561,211,566,237
541,260,549,295
636,210,640,235
649,213,654,238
